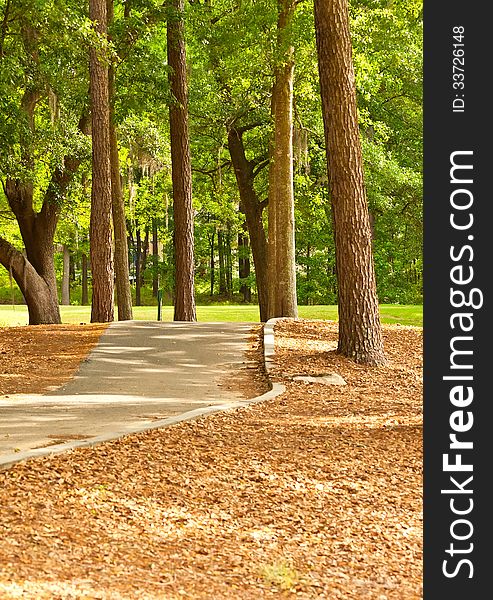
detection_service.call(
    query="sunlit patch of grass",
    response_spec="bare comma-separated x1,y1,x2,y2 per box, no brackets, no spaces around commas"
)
0,303,423,327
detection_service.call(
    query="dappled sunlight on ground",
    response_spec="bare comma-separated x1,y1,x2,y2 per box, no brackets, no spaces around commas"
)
0,321,422,598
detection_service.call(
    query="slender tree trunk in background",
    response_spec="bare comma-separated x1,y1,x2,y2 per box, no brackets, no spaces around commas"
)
225,231,233,298
81,253,89,305
70,256,76,283
238,225,251,303
89,0,114,323
306,244,311,279
135,228,142,306
218,230,226,296
209,229,215,296
107,0,132,321
141,228,149,286
61,245,70,305
314,0,386,365
167,0,196,321
152,218,159,297
227,127,269,320
267,0,298,320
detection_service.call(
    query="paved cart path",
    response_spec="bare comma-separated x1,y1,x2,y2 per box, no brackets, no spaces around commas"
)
0,321,255,459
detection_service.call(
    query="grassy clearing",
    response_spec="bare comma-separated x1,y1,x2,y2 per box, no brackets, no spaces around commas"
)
0,304,422,327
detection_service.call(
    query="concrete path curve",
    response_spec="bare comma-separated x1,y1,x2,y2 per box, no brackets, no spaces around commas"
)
0,321,256,461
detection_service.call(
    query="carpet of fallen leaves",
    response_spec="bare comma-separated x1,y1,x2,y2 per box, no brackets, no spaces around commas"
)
0,319,422,599
0,325,107,396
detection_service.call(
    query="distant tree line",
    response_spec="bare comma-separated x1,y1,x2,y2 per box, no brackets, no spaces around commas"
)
0,0,422,364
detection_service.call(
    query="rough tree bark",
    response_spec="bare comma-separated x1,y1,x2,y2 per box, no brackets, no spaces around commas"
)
0,238,58,324
167,0,196,321
89,0,115,323
107,0,132,321
267,0,298,319
227,126,269,321
314,0,386,365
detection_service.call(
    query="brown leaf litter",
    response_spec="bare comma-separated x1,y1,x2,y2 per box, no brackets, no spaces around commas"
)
0,324,107,397
0,319,422,599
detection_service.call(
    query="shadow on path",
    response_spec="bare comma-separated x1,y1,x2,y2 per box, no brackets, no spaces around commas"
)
0,321,255,456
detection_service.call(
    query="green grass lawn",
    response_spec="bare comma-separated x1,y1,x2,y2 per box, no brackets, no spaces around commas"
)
0,303,423,327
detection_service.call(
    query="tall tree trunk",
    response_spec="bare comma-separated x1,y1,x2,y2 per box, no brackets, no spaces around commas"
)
227,127,269,321
267,0,298,320
89,0,114,323
107,0,133,321
167,0,196,321
61,245,70,305
81,253,89,305
314,0,386,365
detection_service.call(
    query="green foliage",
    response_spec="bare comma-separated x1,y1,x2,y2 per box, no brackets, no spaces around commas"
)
0,0,423,309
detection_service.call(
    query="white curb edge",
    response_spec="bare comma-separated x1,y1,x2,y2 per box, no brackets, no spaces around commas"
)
0,322,286,471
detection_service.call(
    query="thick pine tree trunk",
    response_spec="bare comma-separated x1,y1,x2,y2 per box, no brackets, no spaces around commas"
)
167,0,196,321
267,0,298,320
89,0,114,323
314,0,386,365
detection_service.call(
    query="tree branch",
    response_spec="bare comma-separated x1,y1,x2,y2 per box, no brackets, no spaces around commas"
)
192,161,231,176
0,235,28,287
236,121,264,135
252,158,270,178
